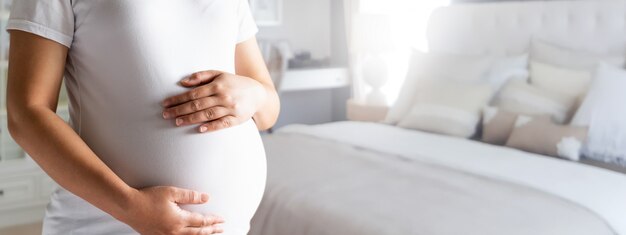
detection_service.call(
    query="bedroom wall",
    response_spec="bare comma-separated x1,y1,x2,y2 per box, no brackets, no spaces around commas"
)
256,0,332,59
257,0,350,129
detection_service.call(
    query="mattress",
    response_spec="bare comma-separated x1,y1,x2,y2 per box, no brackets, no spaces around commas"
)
249,121,626,235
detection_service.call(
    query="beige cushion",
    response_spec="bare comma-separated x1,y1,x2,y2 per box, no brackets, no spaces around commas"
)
481,107,550,145
495,80,577,124
397,80,493,138
506,116,588,161
530,61,593,99
482,107,518,145
384,51,493,125
385,50,528,125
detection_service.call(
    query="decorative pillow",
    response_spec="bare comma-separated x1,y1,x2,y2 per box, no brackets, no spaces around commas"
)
481,107,551,146
506,116,588,161
485,54,530,92
384,50,529,125
495,80,577,124
530,38,625,69
571,63,626,167
530,61,592,99
397,80,493,138
385,51,491,125
482,107,518,145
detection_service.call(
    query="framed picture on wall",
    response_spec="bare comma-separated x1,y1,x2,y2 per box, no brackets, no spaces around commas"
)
249,0,283,26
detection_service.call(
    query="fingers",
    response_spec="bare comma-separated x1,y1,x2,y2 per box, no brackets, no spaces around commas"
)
199,116,240,133
162,86,216,108
171,188,210,205
180,226,224,235
173,106,230,126
162,81,228,108
184,212,225,228
162,96,221,119
180,70,223,87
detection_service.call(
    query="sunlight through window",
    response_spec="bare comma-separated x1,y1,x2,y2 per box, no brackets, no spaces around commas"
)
356,0,450,104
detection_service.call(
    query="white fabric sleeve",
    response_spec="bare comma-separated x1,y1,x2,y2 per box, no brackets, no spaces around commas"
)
7,0,75,48
236,0,259,44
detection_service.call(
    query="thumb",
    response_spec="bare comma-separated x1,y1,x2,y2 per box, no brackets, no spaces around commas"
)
180,70,223,87
171,187,210,205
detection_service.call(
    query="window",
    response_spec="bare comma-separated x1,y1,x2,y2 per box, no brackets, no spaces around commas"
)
348,0,450,105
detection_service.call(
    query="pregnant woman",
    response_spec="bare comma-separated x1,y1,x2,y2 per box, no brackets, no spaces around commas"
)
6,0,279,234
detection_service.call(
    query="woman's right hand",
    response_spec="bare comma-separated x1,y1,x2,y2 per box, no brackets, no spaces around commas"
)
120,186,224,235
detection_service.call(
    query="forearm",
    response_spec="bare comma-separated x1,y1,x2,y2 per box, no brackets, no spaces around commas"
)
8,105,136,220
253,83,280,131
234,37,280,131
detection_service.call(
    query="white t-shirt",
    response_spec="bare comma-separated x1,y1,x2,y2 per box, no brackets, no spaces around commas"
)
8,1,267,235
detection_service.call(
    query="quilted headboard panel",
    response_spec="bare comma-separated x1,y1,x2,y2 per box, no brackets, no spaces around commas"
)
427,0,626,56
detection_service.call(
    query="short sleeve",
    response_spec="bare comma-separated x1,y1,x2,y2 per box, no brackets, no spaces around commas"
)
236,0,259,44
6,0,75,48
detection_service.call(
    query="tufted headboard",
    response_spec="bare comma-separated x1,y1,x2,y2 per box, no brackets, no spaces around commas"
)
426,0,626,56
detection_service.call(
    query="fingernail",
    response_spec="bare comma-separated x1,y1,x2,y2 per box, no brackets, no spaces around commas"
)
182,77,191,83
175,118,183,126
200,126,208,132
161,100,169,107
162,112,170,119
201,193,209,202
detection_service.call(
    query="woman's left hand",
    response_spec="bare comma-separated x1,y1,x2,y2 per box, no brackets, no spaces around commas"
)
161,70,267,133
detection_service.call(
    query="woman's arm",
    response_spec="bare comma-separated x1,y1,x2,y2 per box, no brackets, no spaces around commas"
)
235,37,280,130
161,37,280,131
8,31,223,235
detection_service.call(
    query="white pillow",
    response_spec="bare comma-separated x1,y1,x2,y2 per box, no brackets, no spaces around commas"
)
531,38,625,69
495,80,577,124
384,50,528,124
530,61,593,99
571,63,626,166
486,54,530,92
397,80,493,138
383,51,428,125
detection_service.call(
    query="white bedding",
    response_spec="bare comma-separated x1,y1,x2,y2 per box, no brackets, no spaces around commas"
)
251,121,626,235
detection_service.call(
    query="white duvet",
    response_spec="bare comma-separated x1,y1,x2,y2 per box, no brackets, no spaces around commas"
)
265,121,626,235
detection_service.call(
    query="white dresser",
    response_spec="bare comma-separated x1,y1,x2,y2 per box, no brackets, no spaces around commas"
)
279,68,350,92
0,157,57,228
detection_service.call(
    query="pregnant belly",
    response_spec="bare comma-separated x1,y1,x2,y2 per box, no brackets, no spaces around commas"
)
80,115,267,229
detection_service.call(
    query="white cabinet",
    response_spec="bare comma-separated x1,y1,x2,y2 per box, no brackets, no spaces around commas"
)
280,68,350,92
0,176,37,207
0,158,59,228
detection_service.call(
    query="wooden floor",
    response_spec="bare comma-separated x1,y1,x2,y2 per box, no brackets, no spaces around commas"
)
0,222,42,235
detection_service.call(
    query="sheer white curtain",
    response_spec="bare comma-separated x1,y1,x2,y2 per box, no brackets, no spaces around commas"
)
343,0,449,106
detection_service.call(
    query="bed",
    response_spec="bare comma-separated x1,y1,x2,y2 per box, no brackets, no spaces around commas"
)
250,121,626,235
249,1,626,235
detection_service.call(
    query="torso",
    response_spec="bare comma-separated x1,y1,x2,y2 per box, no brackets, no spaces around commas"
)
45,1,266,234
